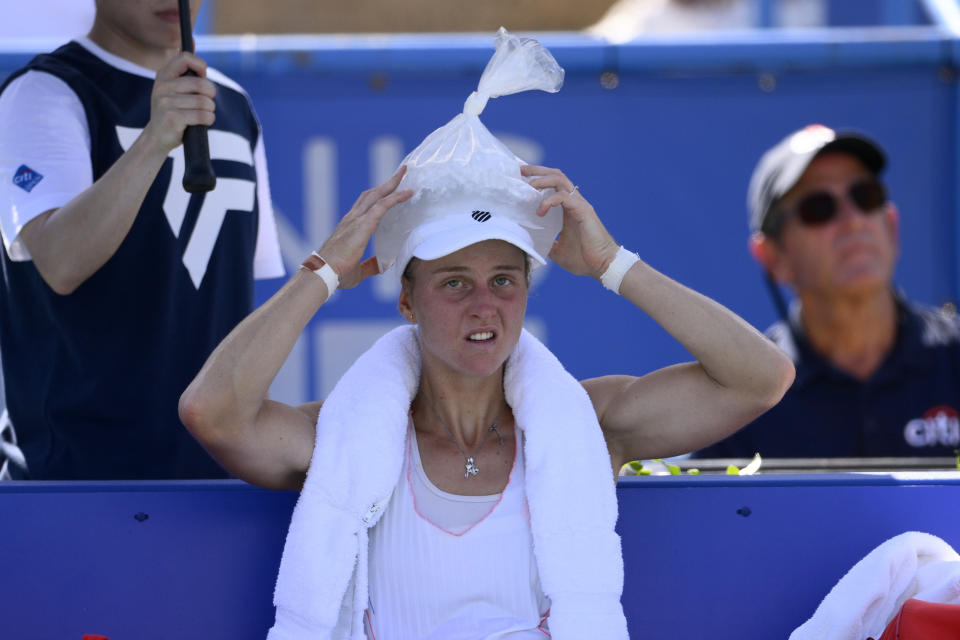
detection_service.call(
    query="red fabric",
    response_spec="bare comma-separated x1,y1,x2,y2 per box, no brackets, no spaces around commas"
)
871,599,960,640
81,635,109,640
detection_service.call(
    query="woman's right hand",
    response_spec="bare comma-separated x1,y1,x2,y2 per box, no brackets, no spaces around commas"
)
316,166,413,289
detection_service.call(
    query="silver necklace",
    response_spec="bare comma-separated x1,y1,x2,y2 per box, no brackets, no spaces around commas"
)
427,400,504,479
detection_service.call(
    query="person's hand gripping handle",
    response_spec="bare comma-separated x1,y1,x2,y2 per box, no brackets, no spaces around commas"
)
178,0,215,193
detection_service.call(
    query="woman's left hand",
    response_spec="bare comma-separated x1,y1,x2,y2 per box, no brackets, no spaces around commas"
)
521,165,620,279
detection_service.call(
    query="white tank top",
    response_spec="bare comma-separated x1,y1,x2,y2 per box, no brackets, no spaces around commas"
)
366,421,550,639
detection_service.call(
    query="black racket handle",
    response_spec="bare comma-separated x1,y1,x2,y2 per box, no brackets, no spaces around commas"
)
181,97,216,193
178,0,215,193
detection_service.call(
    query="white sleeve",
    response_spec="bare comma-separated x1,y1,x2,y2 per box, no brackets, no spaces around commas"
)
0,70,92,261
252,129,286,280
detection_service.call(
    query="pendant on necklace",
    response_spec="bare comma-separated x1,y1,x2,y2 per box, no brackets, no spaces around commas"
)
464,457,479,478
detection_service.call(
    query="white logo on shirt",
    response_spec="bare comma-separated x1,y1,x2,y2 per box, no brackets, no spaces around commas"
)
903,406,960,448
116,126,256,289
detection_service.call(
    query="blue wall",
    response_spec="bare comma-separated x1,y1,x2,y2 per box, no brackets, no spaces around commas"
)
2,27,957,405
3,474,959,639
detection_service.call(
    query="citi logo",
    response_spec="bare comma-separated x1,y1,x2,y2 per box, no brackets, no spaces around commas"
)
471,210,492,222
903,405,960,447
12,165,43,193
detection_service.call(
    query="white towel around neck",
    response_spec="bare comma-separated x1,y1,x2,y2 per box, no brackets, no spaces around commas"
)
267,325,628,639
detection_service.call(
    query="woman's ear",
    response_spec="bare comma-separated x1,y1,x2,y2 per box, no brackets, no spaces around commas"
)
398,280,416,323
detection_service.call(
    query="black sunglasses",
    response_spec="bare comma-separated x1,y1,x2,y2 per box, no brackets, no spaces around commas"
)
788,178,888,227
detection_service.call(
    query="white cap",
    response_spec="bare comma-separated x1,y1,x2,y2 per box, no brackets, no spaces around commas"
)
373,28,564,277
748,124,886,235
393,195,550,277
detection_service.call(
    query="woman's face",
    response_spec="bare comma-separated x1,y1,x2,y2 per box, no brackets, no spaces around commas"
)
399,240,529,380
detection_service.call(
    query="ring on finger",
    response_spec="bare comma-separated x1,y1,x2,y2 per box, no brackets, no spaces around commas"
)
569,185,579,196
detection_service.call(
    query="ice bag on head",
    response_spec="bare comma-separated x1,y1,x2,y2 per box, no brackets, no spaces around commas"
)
375,27,565,276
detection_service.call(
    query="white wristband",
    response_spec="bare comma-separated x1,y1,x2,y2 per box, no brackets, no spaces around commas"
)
301,251,339,295
600,246,640,294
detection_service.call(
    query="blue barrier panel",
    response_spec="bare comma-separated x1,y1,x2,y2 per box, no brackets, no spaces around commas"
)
1,30,958,405
0,481,294,640
2,475,960,639
618,473,960,637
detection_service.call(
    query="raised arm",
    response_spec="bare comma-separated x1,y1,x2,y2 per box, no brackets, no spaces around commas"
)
178,168,412,490
17,53,215,294
522,165,794,471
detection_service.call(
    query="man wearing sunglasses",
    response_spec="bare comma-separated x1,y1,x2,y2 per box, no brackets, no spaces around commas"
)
697,124,960,459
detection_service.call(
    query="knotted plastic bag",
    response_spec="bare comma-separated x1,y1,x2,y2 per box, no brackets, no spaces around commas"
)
462,26,566,116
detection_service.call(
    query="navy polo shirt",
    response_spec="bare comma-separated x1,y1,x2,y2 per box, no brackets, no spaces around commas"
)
696,299,960,458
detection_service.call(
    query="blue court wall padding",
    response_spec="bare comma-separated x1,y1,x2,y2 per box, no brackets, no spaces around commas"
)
0,481,296,640
2,475,960,639
1,28,958,404
617,474,960,637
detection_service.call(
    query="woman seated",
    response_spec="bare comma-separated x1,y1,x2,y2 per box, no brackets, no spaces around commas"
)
179,29,793,640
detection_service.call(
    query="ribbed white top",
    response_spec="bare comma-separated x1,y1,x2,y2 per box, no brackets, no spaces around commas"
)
366,422,550,639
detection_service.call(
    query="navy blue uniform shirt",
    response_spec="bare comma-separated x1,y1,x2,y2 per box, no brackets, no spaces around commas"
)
0,42,275,479
696,298,960,458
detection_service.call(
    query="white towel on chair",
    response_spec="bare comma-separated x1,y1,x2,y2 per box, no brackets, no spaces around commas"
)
789,531,960,640
267,325,629,640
